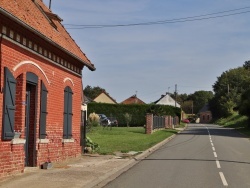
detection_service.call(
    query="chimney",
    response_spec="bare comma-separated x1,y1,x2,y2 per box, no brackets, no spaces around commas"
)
49,0,52,9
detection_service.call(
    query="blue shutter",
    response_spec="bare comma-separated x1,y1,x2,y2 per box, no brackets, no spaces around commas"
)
39,82,48,139
2,67,16,140
67,87,73,138
63,86,73,139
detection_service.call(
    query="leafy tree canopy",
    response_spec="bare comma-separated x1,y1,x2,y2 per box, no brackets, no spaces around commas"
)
210,65,250,118
84,85,106,100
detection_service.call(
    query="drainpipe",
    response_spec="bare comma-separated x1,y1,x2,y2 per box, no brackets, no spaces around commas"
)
0,34,3,93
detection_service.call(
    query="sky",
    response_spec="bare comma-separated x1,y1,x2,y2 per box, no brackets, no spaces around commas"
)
43,0,250,103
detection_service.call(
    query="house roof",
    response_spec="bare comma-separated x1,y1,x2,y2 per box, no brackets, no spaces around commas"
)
199,104,210,113
83,95,92,104
0,0,95,71
121,95,145,104
154,94,181,108
93,91,117,104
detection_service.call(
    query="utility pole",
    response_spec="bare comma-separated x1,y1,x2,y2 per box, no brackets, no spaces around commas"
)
175,84,177,107
191,101,193,115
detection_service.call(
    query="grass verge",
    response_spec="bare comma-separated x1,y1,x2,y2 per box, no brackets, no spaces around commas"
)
215,113,250,137
87,127,178,155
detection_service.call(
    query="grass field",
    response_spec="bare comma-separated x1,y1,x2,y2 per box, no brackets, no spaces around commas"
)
215,113,250,136
87,127,178,155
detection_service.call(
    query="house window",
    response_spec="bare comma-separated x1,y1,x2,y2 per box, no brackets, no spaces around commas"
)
63,86,73,139
207,115,210,120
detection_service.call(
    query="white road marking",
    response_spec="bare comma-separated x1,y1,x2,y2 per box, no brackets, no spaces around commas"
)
206,126,228,186
219,172,228,186
216,160,221,168
213,152,217,158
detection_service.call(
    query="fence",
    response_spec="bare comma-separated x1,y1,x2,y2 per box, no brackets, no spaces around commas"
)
145,114,180,134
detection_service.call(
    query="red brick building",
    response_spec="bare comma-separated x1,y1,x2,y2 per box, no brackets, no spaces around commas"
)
199,104,212,123
0,0,95,178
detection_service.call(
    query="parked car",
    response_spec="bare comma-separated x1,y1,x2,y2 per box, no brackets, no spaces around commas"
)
98,114,111,126
97,114,118,126
182,119,190,123
109,117,118,126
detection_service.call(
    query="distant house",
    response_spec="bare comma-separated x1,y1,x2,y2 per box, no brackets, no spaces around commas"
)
93,91,117,104
154,93,181,108
0,0,95,179
199,104,212,123
83,95,93,104
121,94,145,104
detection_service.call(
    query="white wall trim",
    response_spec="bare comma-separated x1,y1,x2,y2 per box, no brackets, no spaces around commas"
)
63,77,74,86
62,138,75,143
13,60,51,85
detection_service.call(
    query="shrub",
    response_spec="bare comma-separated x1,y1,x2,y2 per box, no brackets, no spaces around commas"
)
87,112,100,131
85,136,100,153
124,113,132,127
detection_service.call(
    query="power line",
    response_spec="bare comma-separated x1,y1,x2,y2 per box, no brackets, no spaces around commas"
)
64,6,250,29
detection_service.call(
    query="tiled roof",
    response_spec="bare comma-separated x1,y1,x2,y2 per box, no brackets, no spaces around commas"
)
121,95,145,104
199,104,210,113
0,0,95,70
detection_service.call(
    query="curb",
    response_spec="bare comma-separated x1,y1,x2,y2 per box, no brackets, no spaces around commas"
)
88,126,187,188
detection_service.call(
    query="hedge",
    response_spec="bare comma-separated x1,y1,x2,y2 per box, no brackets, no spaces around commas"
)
87,103,181,127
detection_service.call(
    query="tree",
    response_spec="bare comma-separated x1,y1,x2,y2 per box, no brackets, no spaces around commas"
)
124,113,132,127
84,85,106,100
243,60,250,70
188,91,214,114
239,88,250,123
210,66,250,118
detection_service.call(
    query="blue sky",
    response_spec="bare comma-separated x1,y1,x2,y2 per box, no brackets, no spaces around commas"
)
43,0,250,103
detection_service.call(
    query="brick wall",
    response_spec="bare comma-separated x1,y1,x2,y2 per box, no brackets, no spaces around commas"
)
200,111,212,123
145,114,177,134
0,32,84,178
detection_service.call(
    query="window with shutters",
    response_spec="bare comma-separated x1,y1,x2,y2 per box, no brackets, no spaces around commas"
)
63,86,73,139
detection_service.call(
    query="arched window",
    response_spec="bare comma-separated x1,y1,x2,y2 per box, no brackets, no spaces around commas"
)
63,86,73,139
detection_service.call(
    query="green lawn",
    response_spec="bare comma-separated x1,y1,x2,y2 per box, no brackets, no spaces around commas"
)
87,127,178,155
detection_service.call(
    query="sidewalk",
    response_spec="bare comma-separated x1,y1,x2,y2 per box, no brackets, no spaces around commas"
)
0,128,184,188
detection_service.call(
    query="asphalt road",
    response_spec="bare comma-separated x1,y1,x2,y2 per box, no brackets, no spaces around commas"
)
104,124,250,188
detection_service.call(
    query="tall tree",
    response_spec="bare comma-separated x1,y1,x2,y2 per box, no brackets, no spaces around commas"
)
210,66,250,118
188,91,213,114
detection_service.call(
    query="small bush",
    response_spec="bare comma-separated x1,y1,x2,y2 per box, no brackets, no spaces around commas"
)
87,112,100,131
85,136,100,153
124,113,132,127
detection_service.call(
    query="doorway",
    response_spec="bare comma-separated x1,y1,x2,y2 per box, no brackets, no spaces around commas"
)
24,73,38,167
